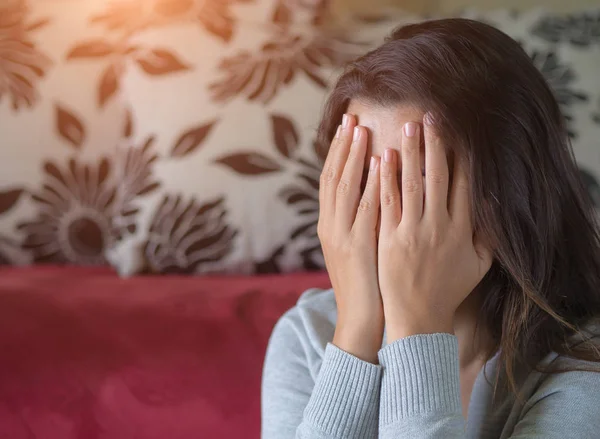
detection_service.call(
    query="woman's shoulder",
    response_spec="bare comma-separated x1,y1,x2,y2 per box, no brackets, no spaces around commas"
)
277,286,338,343
266,287,337,375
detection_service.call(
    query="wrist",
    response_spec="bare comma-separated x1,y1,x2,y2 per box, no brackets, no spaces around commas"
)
386,318,454,343
333,315,384,364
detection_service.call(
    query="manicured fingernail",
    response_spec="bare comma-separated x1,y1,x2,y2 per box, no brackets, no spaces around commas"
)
334,125,341,139
370,156,377,171
404,122,417,137
353,126,361,142
384,148,393,163
342,114,349,128
424,112,434,125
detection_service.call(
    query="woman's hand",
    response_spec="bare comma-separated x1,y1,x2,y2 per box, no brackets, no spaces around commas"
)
318,114,384,363
377,115,493,342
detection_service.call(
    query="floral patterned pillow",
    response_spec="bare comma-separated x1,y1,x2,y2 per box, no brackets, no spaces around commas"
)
2,2,600,276
111,8,600,276
0,0,331,270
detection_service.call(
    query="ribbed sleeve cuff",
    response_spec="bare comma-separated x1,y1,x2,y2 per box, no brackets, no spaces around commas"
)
378,333,461,426
303,343,382,439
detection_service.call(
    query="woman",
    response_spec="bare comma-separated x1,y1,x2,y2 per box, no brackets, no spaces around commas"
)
261,18,600,438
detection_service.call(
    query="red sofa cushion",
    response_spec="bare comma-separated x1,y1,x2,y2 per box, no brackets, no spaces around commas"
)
0,266,331,439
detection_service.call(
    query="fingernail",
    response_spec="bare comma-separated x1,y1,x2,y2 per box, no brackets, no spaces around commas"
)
334,125,341,139
404,122,417,137
353,126,361,142
342,114,349,128
370,156,377,171
384,148,393,163
424,112,434,126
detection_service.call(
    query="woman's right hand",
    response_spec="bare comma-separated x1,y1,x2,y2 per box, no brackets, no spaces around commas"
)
317,113,384,364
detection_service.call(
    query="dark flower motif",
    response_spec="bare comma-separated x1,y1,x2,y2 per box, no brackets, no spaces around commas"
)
532,11,600,47
529,49,588,138
278,153,324,271
91,0,244,42
0,0,52,110
144,195,238,273
112,137,162,238
18,158,120,265
209,30,364,104
0,188,31,264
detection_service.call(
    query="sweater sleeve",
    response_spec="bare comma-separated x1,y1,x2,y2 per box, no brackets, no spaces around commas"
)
261,310,382,439
377,333,466,438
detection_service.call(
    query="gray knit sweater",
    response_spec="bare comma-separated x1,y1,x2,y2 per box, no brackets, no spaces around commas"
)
261,288,600,438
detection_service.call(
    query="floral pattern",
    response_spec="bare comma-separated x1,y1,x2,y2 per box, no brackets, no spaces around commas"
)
210,31,364,104
1,3,600,276
532,11,600,46
0,0,52,110
90,0,248,42
215,114,324,271
0,188,30,265
529,49,588,138
18,157,120,264
144,195,239,273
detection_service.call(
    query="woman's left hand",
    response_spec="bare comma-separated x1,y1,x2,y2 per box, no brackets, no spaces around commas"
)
377,114,494,342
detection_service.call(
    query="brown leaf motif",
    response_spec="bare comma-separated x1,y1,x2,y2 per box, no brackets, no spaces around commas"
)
134,48,189,75
98,62,122,107
66,40,116,59
56,104,86,149
0,0,52,110
197,0,234,42
91,0,239,42
123,107,134,138
18,157,120,264
272,114,299,159
214,152,283,175
209,30,364,104
171,120,217,157
0,188,24,215
144,195,238,273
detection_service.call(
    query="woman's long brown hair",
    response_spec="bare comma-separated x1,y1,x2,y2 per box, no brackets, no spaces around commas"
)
316,18,600,398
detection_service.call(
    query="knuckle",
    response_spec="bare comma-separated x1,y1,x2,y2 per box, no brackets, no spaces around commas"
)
321,166,337,185
337,179,351,196
381,192,398,207
357,196,373,213
402,176,421,193
427,171,446,185
404,141,419,155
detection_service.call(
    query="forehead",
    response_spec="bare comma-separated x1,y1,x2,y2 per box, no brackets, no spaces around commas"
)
346,99,425,157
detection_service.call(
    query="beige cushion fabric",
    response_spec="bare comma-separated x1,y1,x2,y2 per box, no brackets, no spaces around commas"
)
2,1,599,275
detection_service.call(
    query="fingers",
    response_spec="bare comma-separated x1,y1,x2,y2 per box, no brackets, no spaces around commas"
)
423,113,449,218
336,125,369,232
400,122,423,224
319,114,355,224
449,152,471,229
379,148,402,232
353,155,381,235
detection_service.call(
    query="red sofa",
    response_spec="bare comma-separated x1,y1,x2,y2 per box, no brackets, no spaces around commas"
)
0,266,331,438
